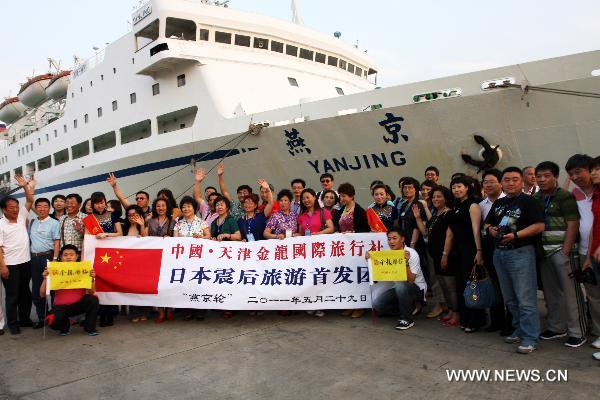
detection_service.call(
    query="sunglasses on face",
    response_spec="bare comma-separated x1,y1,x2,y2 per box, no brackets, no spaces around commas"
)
320,179,331,183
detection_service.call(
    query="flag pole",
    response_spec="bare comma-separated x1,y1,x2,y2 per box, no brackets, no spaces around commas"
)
43,259,50,340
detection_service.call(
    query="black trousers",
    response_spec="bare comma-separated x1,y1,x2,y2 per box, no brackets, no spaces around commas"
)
31,254,53,322
51,294,99,332
1,262,32,329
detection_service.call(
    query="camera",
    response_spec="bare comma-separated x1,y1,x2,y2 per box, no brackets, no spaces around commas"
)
495,225,515,248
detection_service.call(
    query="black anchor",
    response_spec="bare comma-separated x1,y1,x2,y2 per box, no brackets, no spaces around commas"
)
461,135,500,173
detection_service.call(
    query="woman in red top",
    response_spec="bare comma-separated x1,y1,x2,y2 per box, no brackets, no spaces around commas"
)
584,157,600,270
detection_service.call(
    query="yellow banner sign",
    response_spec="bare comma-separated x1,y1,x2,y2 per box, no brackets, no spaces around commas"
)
48,261,93,290
370,250,407,282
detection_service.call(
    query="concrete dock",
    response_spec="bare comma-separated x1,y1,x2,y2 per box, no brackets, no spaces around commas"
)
0,311,598,399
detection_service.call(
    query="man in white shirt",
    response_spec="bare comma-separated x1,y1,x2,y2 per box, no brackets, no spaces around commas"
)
369,228,427,330
0,175,35,335
479,169,510,334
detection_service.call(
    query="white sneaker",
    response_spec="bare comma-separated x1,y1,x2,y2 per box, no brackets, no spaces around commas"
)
516,344,536,354
593,352,600,361
591,337,600,349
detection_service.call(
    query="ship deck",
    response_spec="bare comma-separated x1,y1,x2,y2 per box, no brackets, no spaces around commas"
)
0,301,598,399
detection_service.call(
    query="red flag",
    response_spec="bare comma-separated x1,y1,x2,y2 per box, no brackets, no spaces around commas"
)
93,247,163,294
366,208,388,233
82,214,104,235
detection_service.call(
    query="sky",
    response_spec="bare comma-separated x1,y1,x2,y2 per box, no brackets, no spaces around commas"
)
1,0,599,97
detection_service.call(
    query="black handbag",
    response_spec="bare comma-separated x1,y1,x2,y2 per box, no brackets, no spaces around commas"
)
463,264,501,309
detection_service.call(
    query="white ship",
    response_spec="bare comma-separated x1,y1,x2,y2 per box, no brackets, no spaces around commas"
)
1,0,599,205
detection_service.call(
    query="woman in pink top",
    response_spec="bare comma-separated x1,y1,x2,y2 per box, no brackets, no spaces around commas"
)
296,189,334,318
296,189,334,236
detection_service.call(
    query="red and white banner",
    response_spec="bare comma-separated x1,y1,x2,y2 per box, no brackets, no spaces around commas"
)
83,233,389,310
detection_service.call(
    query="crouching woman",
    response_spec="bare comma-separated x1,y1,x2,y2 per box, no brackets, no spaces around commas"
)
40,244,100,336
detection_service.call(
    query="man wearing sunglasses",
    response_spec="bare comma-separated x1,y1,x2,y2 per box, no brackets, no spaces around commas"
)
316,173,339,209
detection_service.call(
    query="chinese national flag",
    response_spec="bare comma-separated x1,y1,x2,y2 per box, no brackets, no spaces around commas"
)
93,248,163,294
366,208,388,233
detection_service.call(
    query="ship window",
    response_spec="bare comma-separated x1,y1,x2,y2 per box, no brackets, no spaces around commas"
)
136,19,159,50
130,93,137,104
355,66,362,76
121,119,151,145
286,44,298,57
71,92,74,98
271,41,283,53
101,74,104,80
38,138,41,145
18,149,20,156
63,125,67,133
112,100,118,111
299,48,314,61
37,155,51,171
53,149,69,166
30,143,33,151
215,31,232,44
113,67,117,74
328,56,338,66
14,167,23,176
347,63,355,74
315,52,326,63
80,87,83,93
73,119,78,128
157,106,198,135
54,130,57,138
93,131,116,153
84,114,89,123
152,83,160,96
235,34,251,47
98,107,103,117
288,77,299,87
199,29,209,41
177,74,186,87
339,60,347,70
166,17,196,41
90,81,93,87
26,162,35,174
336,87,345,95
253,37,268,50
45,133,49,141
72,141,90,160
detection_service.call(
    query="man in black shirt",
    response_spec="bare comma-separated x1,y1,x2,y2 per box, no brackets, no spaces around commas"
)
484,167,545,354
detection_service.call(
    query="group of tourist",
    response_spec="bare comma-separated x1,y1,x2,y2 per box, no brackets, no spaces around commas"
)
1,154,599,359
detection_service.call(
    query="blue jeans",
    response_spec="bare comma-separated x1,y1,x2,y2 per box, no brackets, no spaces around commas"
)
493,245,540,346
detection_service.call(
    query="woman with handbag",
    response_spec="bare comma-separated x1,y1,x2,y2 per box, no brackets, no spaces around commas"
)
414,186,460,327
447,176,486,333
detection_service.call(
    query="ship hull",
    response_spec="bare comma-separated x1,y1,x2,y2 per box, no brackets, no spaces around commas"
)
18,71,600,206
